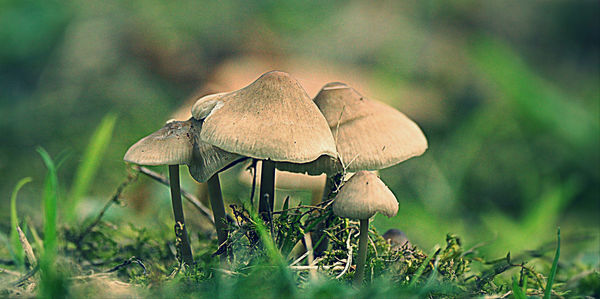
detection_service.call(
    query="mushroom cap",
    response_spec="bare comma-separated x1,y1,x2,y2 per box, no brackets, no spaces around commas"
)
314,82,428,171
332,171,398,220
238,160,326,191
124,119,243,182
382,229,411,248
192,71,338,164
124,120,195,166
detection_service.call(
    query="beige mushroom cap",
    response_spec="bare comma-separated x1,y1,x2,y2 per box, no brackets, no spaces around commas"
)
314,83,428,172
124,119,243,182
124,120,195,166
332,171,398,220
192,71,338,164
239,160,326,191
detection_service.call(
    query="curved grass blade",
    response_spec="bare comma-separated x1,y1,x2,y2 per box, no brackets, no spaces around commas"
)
10,177,32,266
409,245,440,288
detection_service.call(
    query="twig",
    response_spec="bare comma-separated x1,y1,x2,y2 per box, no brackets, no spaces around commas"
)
215,268,244,277
290,251,311,267
336,230,356,279
136,166,236,225
368,238,378,257
11,265,39,287
107,257,147,275
311,257,324,266
290,265,341,271
0,267,21,276
16,226,36,269
76,174,137,244
272,205,326,215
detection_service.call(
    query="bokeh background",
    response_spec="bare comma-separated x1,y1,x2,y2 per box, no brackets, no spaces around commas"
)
1,0,598,264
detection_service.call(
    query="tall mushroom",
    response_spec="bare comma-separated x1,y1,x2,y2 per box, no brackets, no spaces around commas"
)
124,119,242,264
191,71,338,221
332,171,398,285
311,82,427,254
314,82,428,195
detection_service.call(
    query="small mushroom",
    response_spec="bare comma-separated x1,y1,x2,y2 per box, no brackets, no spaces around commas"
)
191,71,338,221
124,119,242,264
382,229,411,249
332,171,398,285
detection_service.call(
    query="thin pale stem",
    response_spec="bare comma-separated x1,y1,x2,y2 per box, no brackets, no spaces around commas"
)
354,218,369,285
168,165,194,266
258,160,275,221
207,174,228,262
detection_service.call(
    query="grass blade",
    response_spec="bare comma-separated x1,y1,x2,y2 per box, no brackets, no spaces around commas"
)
37,148,58,264
544,228,561,299
246,203,296,296
37,147,67,298
10,177,32,266
409,245,440,288
512,275,527,299
66,113,117,222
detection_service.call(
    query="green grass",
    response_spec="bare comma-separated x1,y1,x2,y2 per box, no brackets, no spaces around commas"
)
512,275,527,299
36,147,67,299
9,177,32,267
0,164,591,298
544,228,561,299
66,113,118,223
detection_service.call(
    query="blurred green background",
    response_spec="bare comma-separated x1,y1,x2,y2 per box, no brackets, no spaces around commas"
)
1,0,598,263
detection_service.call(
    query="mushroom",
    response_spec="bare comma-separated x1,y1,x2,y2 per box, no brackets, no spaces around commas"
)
332,171,398,284
238,160,327,206
124,119,242,264
382,229,411,249
311,82,427,255
313,82,428,197
191,71,338,221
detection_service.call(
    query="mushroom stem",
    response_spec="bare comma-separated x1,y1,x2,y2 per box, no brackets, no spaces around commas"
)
258,159,275,221
354,218,369,285
207,174,228,261
311,188,322,206
168,165,194,266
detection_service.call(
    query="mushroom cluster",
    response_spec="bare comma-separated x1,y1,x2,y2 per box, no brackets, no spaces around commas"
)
123,71,428,283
